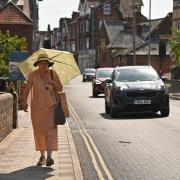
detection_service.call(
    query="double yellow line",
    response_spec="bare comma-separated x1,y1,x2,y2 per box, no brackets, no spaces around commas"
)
68,102,114,180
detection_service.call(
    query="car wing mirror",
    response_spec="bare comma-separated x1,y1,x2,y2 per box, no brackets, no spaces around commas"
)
160,76,168,82
105,79,112,84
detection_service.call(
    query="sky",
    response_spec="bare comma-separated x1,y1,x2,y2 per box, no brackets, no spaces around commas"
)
38,0,173,31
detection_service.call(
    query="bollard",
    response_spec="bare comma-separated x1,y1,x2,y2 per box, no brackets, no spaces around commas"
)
11,91,18,129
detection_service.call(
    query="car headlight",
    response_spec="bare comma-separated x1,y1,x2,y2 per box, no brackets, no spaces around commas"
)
115,85,124,91
158,85,165,90
95,79,102,84
158,85,169,95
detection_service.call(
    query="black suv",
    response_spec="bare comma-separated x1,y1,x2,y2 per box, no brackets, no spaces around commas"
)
105,66,169,117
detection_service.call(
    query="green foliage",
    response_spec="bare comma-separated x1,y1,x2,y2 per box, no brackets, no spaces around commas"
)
0,31,27,76
170,28,180,65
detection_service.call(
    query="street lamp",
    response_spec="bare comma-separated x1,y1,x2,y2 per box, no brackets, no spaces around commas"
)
148,0,152,65
132,0,136,65
33,0,43,51
91,6,94,49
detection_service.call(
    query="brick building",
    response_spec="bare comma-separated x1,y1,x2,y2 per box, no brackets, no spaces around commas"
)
98,20,144,66
109,13,173,74
77,0,125,72
0,1,34,52
173,0,180,29
59,0,145,72
58,0,172,73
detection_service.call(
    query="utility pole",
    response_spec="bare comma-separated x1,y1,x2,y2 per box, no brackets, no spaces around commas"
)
33,0,43,51
132,0,136,65
148,0,152,65
33,0,37,51
91,6,94,49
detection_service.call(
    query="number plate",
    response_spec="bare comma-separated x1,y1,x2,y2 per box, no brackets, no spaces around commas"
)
134,100,151,105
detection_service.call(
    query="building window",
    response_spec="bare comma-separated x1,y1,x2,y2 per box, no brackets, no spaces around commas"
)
62,42,65,51
80,21,83,33
103,4,111,15
80,39,84,50
70,27,75,38
86,20,89,32
86,38,89,49
142,25,149,33
83,20,86,33
62,27,65,34
176,21,180,28
71,41,76,52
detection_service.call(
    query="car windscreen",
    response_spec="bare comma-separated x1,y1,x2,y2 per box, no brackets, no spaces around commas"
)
85,69,95,73
96,69,113,78
115,68,160,82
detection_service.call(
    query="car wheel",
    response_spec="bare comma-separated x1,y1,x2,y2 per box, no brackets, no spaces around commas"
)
110,100,118,118
93,89,98,97
160,108,169,117
105,99,110,113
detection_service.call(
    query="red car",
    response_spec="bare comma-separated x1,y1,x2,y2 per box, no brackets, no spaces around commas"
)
92,67,114,97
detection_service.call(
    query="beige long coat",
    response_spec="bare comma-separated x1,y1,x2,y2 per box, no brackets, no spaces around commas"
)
24,69,62,151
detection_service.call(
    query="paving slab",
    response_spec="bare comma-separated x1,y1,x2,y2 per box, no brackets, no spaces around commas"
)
0,111,83,180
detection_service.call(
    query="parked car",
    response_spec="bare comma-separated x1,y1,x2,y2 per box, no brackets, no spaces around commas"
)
105,66,169,117
92,67,114,97
82,68,96,82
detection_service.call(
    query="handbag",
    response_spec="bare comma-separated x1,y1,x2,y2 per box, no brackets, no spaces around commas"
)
57,91,69,117
50,70,66,125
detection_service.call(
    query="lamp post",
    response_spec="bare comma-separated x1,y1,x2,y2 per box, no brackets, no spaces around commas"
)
33,0,43,51
148,0,152,65
91,6,94,49
132,0,136,65
33,0,37,51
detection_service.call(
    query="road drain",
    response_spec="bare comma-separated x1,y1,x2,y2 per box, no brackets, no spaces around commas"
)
118,140,131,144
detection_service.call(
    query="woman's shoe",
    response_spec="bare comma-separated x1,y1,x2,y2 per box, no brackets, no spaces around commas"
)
37,156,46,166
46,157,54,166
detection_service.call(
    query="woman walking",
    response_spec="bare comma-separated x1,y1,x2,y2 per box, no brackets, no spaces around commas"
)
22,53,63,166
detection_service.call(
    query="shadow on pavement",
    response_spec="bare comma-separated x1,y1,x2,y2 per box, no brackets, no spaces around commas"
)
100,112,164,120
0,166,54,180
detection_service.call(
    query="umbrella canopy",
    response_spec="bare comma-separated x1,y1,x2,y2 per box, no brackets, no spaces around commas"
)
18,48,80,85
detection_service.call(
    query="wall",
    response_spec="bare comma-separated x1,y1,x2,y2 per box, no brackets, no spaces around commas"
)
0,93,13,142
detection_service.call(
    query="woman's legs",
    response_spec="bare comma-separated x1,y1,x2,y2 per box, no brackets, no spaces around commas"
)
46,135,54,166
47,150,52,158
37,151,46,166
40,151,45,157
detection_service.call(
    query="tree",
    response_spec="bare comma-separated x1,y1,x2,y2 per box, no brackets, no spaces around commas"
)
170,28,180,65
0,31,27,76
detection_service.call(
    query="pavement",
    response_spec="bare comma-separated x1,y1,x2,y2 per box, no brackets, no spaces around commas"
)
155,72,179,100
164,74,180,100
0,110,84,180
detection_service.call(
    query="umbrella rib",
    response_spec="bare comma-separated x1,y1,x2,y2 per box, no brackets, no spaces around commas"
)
49,53,64,59
52,59,79,72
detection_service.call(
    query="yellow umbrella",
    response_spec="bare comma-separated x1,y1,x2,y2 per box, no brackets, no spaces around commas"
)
18,48,80,85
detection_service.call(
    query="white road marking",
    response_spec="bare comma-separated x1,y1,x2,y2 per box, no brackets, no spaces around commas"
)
68,101,114,180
